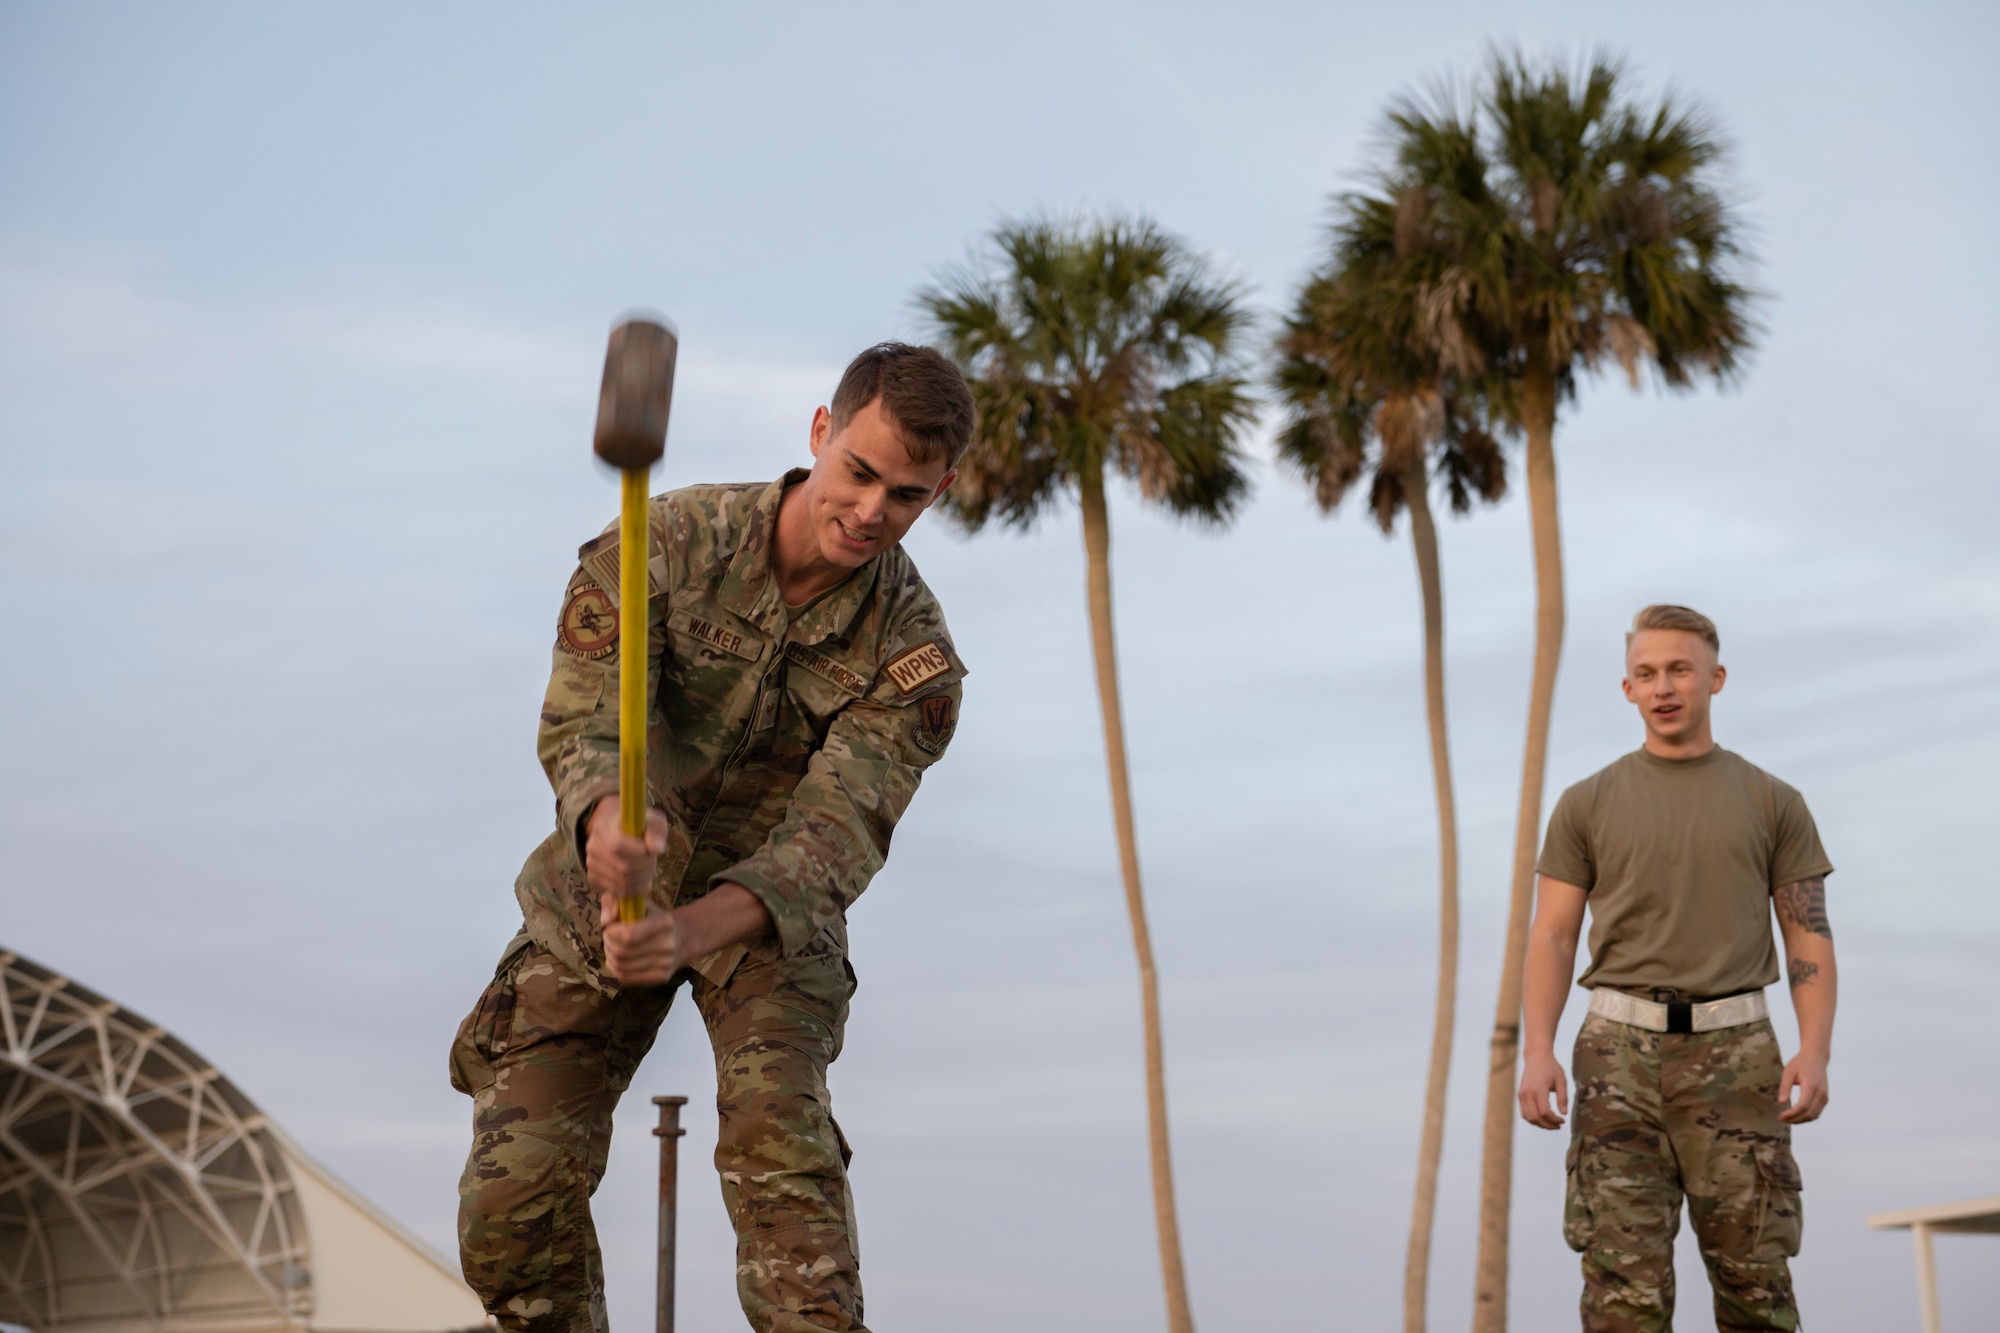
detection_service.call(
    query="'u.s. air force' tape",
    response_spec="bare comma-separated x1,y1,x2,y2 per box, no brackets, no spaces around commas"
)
784,642,869,695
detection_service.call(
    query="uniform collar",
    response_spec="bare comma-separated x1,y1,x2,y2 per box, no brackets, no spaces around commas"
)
1633,744,1727,771
718,468,883,647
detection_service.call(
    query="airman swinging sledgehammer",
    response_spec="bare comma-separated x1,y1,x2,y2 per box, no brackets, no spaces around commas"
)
450,335,976,1333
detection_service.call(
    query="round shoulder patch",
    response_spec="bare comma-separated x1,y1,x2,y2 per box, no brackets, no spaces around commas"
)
559,584,618,659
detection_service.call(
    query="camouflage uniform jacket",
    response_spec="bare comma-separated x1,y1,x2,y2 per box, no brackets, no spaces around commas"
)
514,469,966,994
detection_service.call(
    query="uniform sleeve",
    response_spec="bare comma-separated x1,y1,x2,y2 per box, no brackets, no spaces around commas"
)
1535,781,1596,890
717,648,964,957
1768,782,1834,889
536,629,621,869
535,506,678,866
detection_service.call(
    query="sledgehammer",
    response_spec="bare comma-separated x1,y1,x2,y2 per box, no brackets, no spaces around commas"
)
592,316,678,923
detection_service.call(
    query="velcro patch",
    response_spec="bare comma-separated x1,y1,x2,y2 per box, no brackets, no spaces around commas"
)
784,642,869,696
667,608,760,660
576,531,667,609
913,693,955,755
883,639,953,695
559,581,618,659
578,532,623,604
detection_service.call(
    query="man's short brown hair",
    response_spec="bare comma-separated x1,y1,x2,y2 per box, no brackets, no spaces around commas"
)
1628,603,1720,654
829,342,976,467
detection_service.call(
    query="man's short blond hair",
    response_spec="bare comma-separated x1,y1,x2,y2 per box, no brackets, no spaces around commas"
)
1628,603,1719,653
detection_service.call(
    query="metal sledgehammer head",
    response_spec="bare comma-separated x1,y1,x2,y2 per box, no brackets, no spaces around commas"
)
594,317,678,470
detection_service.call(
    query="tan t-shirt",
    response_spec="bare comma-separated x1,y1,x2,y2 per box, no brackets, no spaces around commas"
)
1536,747,1833,998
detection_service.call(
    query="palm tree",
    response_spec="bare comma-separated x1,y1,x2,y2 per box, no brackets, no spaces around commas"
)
1272,196,1505,1333
1371,52,1756,1330
920,215,1256,1333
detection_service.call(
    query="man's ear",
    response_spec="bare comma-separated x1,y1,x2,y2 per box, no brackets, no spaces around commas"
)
928,468,958,506
809,405,833,458
1711,663,1727,695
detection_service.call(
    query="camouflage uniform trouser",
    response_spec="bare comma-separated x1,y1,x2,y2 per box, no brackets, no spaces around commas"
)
450,930,864,1333
1565,1011,1804,1332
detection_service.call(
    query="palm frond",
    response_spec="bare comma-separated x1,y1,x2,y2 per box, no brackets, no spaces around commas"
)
1276,44,1757,532
1464,45,1758,408
917,213,1257,531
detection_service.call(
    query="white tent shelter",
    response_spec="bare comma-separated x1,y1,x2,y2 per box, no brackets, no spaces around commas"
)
1867,1194,2000,1333
0,950,486,1333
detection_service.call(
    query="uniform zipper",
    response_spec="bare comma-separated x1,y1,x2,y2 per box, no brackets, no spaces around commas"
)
678,644,787,899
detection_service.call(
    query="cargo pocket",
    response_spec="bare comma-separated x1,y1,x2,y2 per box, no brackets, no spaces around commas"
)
1752,1140,1804,1258
1563,1139,1594,1252
448,933,530,1097
830,1113,854,1170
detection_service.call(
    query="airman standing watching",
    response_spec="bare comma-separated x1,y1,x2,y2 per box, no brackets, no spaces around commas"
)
449,343,975,1333
1519,604,1838,1332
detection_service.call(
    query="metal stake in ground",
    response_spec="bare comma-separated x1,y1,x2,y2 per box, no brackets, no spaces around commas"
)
652,1095,689,1333
591,316,678,923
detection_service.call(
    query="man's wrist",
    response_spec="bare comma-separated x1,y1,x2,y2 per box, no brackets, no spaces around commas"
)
666,906,701,963
576,792,615,862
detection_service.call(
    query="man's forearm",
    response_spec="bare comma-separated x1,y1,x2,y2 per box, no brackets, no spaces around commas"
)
1775,875,1837,1059
1522,931,1578,1057
1522,876,1589,1057
1785,940,1837,1058
673,883,774,962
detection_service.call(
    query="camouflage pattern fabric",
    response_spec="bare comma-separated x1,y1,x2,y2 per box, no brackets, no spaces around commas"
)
452,932,864,1333
518,469,966,995
454,472,964,1330
1565,1010,1804,1332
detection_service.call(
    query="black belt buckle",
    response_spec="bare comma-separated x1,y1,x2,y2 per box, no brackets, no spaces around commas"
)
1652,988,1694,1034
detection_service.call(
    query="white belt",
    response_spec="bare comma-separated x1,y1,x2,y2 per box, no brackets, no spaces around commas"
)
1588,987,1768,1034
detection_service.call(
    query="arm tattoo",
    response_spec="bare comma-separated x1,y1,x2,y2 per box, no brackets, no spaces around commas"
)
1788,957,1820,988
1774,876,1833,939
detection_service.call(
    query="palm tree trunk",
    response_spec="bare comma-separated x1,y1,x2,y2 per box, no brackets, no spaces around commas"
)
1400,454,1459,1333
1079,466,1194,1333
1471,363,1564,1333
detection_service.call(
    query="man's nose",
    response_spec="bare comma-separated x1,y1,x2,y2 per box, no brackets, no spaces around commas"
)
853,488,886,525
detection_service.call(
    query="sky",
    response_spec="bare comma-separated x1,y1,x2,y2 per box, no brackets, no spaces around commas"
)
2,2,1997,1330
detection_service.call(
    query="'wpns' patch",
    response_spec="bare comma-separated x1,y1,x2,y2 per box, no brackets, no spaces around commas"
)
883,639,952,695
914,693,955,754
559,584,618,659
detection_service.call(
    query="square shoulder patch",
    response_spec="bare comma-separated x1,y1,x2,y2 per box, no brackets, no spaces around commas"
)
883,639,954,696
576,530,667,609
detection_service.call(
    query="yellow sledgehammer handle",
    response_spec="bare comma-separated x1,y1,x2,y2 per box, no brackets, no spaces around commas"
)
592,315,678,927
617,465,651,923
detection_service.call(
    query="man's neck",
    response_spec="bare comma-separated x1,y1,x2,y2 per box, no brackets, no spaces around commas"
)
773,480,854,607
1643,727,1717,760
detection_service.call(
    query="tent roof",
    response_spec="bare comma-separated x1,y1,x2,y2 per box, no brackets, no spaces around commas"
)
1867,1195,2000,1234
1,949,486,1333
